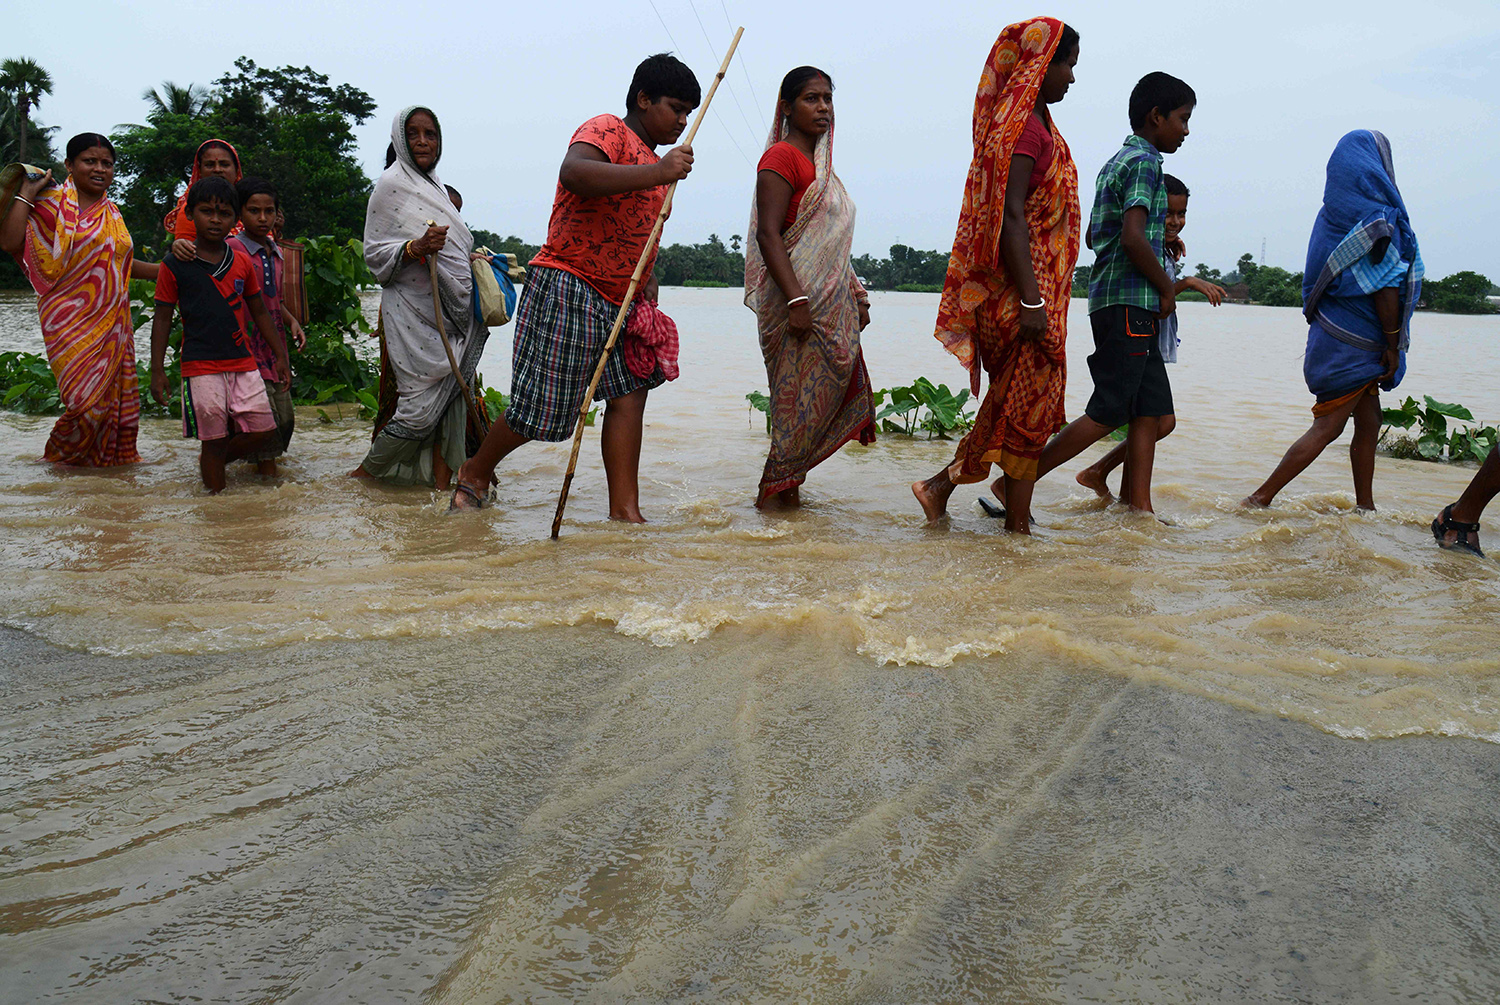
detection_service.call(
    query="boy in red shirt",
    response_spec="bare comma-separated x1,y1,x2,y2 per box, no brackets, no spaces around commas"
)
150,177,290,493
450,54,699,520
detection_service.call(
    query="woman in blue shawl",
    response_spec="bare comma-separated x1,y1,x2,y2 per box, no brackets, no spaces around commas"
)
1245,130,1422,510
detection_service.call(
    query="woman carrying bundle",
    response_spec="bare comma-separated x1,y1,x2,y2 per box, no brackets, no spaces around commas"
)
354,106,486,488
745,65,875,509
912,18,1081,534
0,132,160,466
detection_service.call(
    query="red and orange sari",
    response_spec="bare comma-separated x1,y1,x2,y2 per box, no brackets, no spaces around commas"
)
21,178,141,466
935,17,1081,482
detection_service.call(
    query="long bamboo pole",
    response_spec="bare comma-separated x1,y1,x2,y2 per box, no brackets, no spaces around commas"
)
427,240,490,438
550,27,744,539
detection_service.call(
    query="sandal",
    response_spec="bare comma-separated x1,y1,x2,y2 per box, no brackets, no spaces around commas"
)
976,497,1006,519
448,480,486,513
1432,504,1483,557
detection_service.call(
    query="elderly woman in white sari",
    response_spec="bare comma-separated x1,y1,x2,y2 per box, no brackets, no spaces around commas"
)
353,106,486,488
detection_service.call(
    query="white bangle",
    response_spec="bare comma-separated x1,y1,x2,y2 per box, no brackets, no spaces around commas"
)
1021,296,1045,310
15,196,35,209
786,295,809,308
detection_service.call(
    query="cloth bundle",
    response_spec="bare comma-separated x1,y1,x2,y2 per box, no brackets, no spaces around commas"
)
621,299,680,381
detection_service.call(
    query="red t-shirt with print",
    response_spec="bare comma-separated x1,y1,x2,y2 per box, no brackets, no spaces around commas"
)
529,114,671,304
155,248,262,377
757,141,816,231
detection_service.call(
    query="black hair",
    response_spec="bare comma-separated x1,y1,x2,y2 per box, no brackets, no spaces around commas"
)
778,66,833,106
626,53,701,112
444,184,462,207
385,143,397,169
1051,24,1080,64
65,132,115,162
1129,72,1195,130
186,176,239,215
1164,174,1190,198
197,139,240,170
236,176,278,208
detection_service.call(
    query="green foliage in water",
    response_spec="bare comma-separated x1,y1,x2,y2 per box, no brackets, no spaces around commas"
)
0,350,60,413
1380,395,1498,463
894,283,941,293
1421,271,1496,315
747,378,974,439
683,279,731,288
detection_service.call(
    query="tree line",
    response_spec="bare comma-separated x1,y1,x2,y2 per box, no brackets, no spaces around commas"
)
1,53,1496,315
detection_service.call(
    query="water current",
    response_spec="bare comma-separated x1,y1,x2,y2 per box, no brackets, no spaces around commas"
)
2,287,1498,1001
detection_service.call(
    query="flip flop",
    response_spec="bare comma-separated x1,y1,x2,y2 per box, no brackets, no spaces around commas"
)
976,497,1006,519
447,480,486,513
1432,504,1483,557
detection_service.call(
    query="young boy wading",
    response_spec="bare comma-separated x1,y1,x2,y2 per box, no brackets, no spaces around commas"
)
449,54,700,519
1011,71,1196,518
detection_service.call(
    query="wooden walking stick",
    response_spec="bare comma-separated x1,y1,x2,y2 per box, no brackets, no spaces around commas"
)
550,26,744,539
426,231,490,437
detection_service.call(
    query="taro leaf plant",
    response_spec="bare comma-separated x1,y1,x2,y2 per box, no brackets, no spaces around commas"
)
749,378,975,439
1380,395,1498,463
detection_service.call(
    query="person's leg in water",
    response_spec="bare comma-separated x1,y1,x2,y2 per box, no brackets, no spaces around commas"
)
1243,392,1363,507
759,485,801,510
912,463,958,522
433,443,452,492
200,429,274,493
960,412,1117,518
601,386,649,523
1434,444,1500,555
1349,390,1381,510
1121,414,1160,512
449,413,532,510
1096,412,1176,502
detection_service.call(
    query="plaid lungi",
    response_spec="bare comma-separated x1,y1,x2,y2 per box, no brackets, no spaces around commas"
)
506,265,666,442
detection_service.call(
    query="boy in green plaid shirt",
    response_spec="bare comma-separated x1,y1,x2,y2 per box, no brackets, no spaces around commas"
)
1027,71,1197,516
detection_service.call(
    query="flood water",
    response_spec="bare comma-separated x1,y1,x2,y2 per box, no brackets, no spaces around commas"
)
2,286,1498,1002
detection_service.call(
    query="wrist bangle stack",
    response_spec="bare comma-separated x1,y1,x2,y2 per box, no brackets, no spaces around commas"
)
787,295,809,308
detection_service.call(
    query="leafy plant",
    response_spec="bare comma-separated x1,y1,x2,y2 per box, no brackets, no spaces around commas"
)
1380,394,1498,462
302,235,374,333
751,376,975,439
0,351,61,414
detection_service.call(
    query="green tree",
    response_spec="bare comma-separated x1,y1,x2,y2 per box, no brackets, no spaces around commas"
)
113,59,376,252
471,230,539,267
0,58,53,164
1193,263,1221,283
1423,271,1497,314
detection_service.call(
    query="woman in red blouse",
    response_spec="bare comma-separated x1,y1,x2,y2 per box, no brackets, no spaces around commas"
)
744,66,876,509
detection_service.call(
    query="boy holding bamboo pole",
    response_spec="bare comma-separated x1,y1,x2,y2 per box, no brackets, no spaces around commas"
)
449,54,700,519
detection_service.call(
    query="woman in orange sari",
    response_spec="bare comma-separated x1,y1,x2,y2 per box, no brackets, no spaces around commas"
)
912,18,1081,534
0,133,159,465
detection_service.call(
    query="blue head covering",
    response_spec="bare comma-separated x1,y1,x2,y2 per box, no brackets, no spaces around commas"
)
1301,130,1421,350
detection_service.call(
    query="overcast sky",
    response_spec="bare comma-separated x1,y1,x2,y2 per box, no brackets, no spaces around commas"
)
12,0,1500,279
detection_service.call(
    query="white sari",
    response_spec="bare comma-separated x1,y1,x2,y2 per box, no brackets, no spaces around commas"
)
360,106,487,485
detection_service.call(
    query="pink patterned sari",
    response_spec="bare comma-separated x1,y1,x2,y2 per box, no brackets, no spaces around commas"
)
21,178,141,466
744,119,875,504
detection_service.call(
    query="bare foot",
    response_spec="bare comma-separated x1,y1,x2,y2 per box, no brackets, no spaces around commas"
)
349,465,373,479
1241,494,1269,508
912,475,954,523
609,509,648,524
256,460,277,478
989,476,1008,509
1076,467,1113,500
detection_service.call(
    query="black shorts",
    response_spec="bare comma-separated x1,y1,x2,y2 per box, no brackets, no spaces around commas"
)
1084,305,1174,428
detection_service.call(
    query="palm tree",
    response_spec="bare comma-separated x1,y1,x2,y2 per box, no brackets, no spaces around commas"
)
141,81,211,122
0,58,54,163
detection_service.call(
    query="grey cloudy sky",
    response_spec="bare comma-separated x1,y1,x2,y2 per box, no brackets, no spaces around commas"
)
14,0,1500,279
